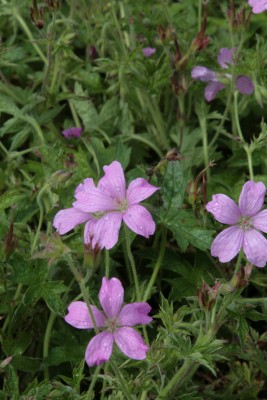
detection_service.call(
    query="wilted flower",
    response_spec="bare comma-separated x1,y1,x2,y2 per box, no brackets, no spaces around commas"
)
249,0,267,13
65,277,152,366
206,181,267,268
191,48,254,101
62,127,83,139
142,47,156,57
53,161,159,250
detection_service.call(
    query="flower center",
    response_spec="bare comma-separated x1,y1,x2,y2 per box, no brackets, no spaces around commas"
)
238,216,252,230
114,198,128,212
106,318,118,332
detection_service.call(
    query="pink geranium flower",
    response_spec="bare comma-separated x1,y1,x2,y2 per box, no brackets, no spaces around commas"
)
249,0,267,13
142,47,156,57
65,277,152,366
53,161,159,249
206,181,267,268
62,127,83,138
191,48,254,101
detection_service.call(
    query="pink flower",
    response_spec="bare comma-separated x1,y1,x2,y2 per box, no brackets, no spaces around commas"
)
191,48,254,101
65,277,152,366
206,181,267,268
62,127,83,138
53,161,159,249
142,47,156,57
249,0,267,13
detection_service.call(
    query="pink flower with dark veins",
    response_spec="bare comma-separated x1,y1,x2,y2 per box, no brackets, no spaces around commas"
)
191,48,254,101
53,161,159,250
62,127,83,138
65,277,152,366
249,0,267,14
206,181,267,268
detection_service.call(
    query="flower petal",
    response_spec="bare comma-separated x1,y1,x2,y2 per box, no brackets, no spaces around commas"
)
191,66,216,81
92,212,123,250
85,332,114,367
204,81,225,102
252,210,267,233
98,161,126,203
206,194,241,224
211,226,244,263
73,188,115,212
123,205,155,238
118,303,152,326
249,0,267,13
238,181,266,217
99,277,124,319
53,208,89,234
62,127,83,138
75,178,95,196
126,178,159,205
243,229,267,268
217,48,234,69
114,327,149,360
236,75,254,95
64,301,106,329
142,47,156,57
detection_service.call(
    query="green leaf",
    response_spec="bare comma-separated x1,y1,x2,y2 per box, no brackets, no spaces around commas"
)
0,190,28,211
72,82,98,131
0,94,19,115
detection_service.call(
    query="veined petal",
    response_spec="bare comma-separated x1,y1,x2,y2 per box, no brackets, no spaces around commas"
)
252,210,267,233
114,327,149,360
84,218,99,247
73,188,115,212
75,178,95,196
53,208,89,235
238,181,266,217
191,66,216,81
204,81,225,102
243,229,267,268
118,303,152,326
126,178,159,205
211,226,244,263
85,332,114,367
93,212,123,250
206,194,241,224
99,277,124,319
64,301,106,329
236,76,254,95
98,161,126,203
217,48,234,69
123,205,155,238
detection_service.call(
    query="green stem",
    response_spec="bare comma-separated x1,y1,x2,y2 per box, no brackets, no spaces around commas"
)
2,283,23,333
105,250,110,278
198,0,202,31
158,359,197,398
199,112,210,181
66,256,99,334
143,226,167,301
124,226,140,301
233,91,245,142
43,312,57,380
85,365,102,400
109,361,133,400
140,391,148,400
100,364,109,400
244,145,254,180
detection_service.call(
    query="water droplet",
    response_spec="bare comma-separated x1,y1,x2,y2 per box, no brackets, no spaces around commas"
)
139,225,143,230
104,215,110,221
91,202,95,206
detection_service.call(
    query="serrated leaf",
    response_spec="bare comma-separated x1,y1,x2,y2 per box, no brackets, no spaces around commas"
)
0,190,28,211
0,94,19,115
72,82,98,130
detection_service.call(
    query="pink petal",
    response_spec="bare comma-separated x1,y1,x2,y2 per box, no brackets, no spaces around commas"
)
62,127,83,138
53,207,90,235
75,178,95,196
236,76,254,95
243,229,267,268
252,210,267,233
98,161,126,203
85,331,114,367
64,301,106,329
123,205,155,238
99,277,124,319
84,218,99,247
73,188,115,212
142,47,156,57
211,226,244,263
114,327,149,360
204,81,225,102
206,194,241,225
238,181,266,217
217,48,234,69
118,303,152,326
249,0,267,13
191,66,216,81
92,212,123,250
126,178,159,205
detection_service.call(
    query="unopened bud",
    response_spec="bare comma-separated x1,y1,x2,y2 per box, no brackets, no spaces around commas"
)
198,280,221,310
30,1,44,29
